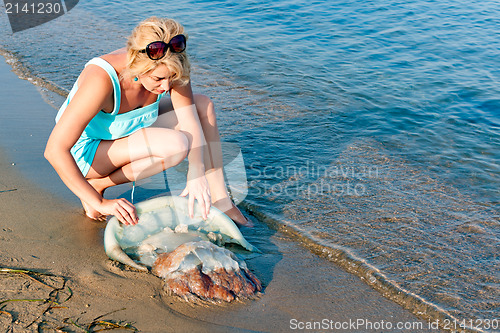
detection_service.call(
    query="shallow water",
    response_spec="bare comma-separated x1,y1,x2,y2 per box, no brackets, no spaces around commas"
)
0,0,498,329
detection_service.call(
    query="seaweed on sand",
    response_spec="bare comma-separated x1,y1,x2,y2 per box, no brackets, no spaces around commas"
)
0,267,137,332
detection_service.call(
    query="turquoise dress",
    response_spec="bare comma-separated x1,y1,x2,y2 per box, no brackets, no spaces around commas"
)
55,57,166,176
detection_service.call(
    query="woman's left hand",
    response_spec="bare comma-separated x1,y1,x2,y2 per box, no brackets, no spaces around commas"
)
180,172,211,219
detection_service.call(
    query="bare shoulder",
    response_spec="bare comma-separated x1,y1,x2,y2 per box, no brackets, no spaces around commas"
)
76,64,112,96
170,81,195,107
63,62,115,116
100,51,128,76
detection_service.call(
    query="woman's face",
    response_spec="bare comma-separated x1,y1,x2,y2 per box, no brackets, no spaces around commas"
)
139,65,173,94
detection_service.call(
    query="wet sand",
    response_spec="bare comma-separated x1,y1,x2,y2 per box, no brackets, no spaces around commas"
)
0,56,436,332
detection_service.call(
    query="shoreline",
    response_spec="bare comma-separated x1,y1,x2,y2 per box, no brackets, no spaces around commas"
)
0,54,435,332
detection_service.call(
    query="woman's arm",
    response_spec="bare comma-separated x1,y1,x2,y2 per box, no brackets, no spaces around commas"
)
169,81,211,219
44,65,137,225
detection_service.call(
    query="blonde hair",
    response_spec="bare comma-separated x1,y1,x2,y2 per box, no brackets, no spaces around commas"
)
124,17,190,85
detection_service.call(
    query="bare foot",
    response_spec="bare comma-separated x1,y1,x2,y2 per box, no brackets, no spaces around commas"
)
212,197,254,227
81,178,106,222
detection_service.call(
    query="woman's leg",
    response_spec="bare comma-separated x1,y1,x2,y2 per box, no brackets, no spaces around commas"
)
191,95,252,226
156,94,251,226
83,127,188,218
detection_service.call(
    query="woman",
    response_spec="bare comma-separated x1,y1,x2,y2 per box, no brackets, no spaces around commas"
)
44,17,251,227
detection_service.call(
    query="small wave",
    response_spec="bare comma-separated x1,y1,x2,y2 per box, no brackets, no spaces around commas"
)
0,48,68,110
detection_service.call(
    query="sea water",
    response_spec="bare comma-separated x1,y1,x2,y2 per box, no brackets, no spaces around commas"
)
0,0,498,329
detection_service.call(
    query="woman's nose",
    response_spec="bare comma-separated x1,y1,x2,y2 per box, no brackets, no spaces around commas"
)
161,79,170,91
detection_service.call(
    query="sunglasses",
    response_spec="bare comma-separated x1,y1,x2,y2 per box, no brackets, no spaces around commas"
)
139,34,186,60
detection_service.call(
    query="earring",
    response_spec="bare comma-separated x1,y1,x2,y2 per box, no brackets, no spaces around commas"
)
134,77,138,82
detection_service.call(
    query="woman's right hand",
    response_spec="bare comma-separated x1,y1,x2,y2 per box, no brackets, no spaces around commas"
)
97,198,138,225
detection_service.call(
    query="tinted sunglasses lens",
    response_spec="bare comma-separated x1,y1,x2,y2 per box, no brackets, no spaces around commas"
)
147,42,168,59
169,35,186,52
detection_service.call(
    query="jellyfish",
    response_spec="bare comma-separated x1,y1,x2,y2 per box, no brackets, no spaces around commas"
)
104,196,262,302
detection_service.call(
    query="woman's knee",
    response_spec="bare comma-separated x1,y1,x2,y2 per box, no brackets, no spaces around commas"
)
170,131,189,164
133,128,188,163
194,94,216,121
154,130,188,165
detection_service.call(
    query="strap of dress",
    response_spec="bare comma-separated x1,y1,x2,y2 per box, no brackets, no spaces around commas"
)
85,57,121,115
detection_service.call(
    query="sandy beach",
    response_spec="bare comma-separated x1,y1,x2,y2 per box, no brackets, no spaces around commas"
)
0,55,436,332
